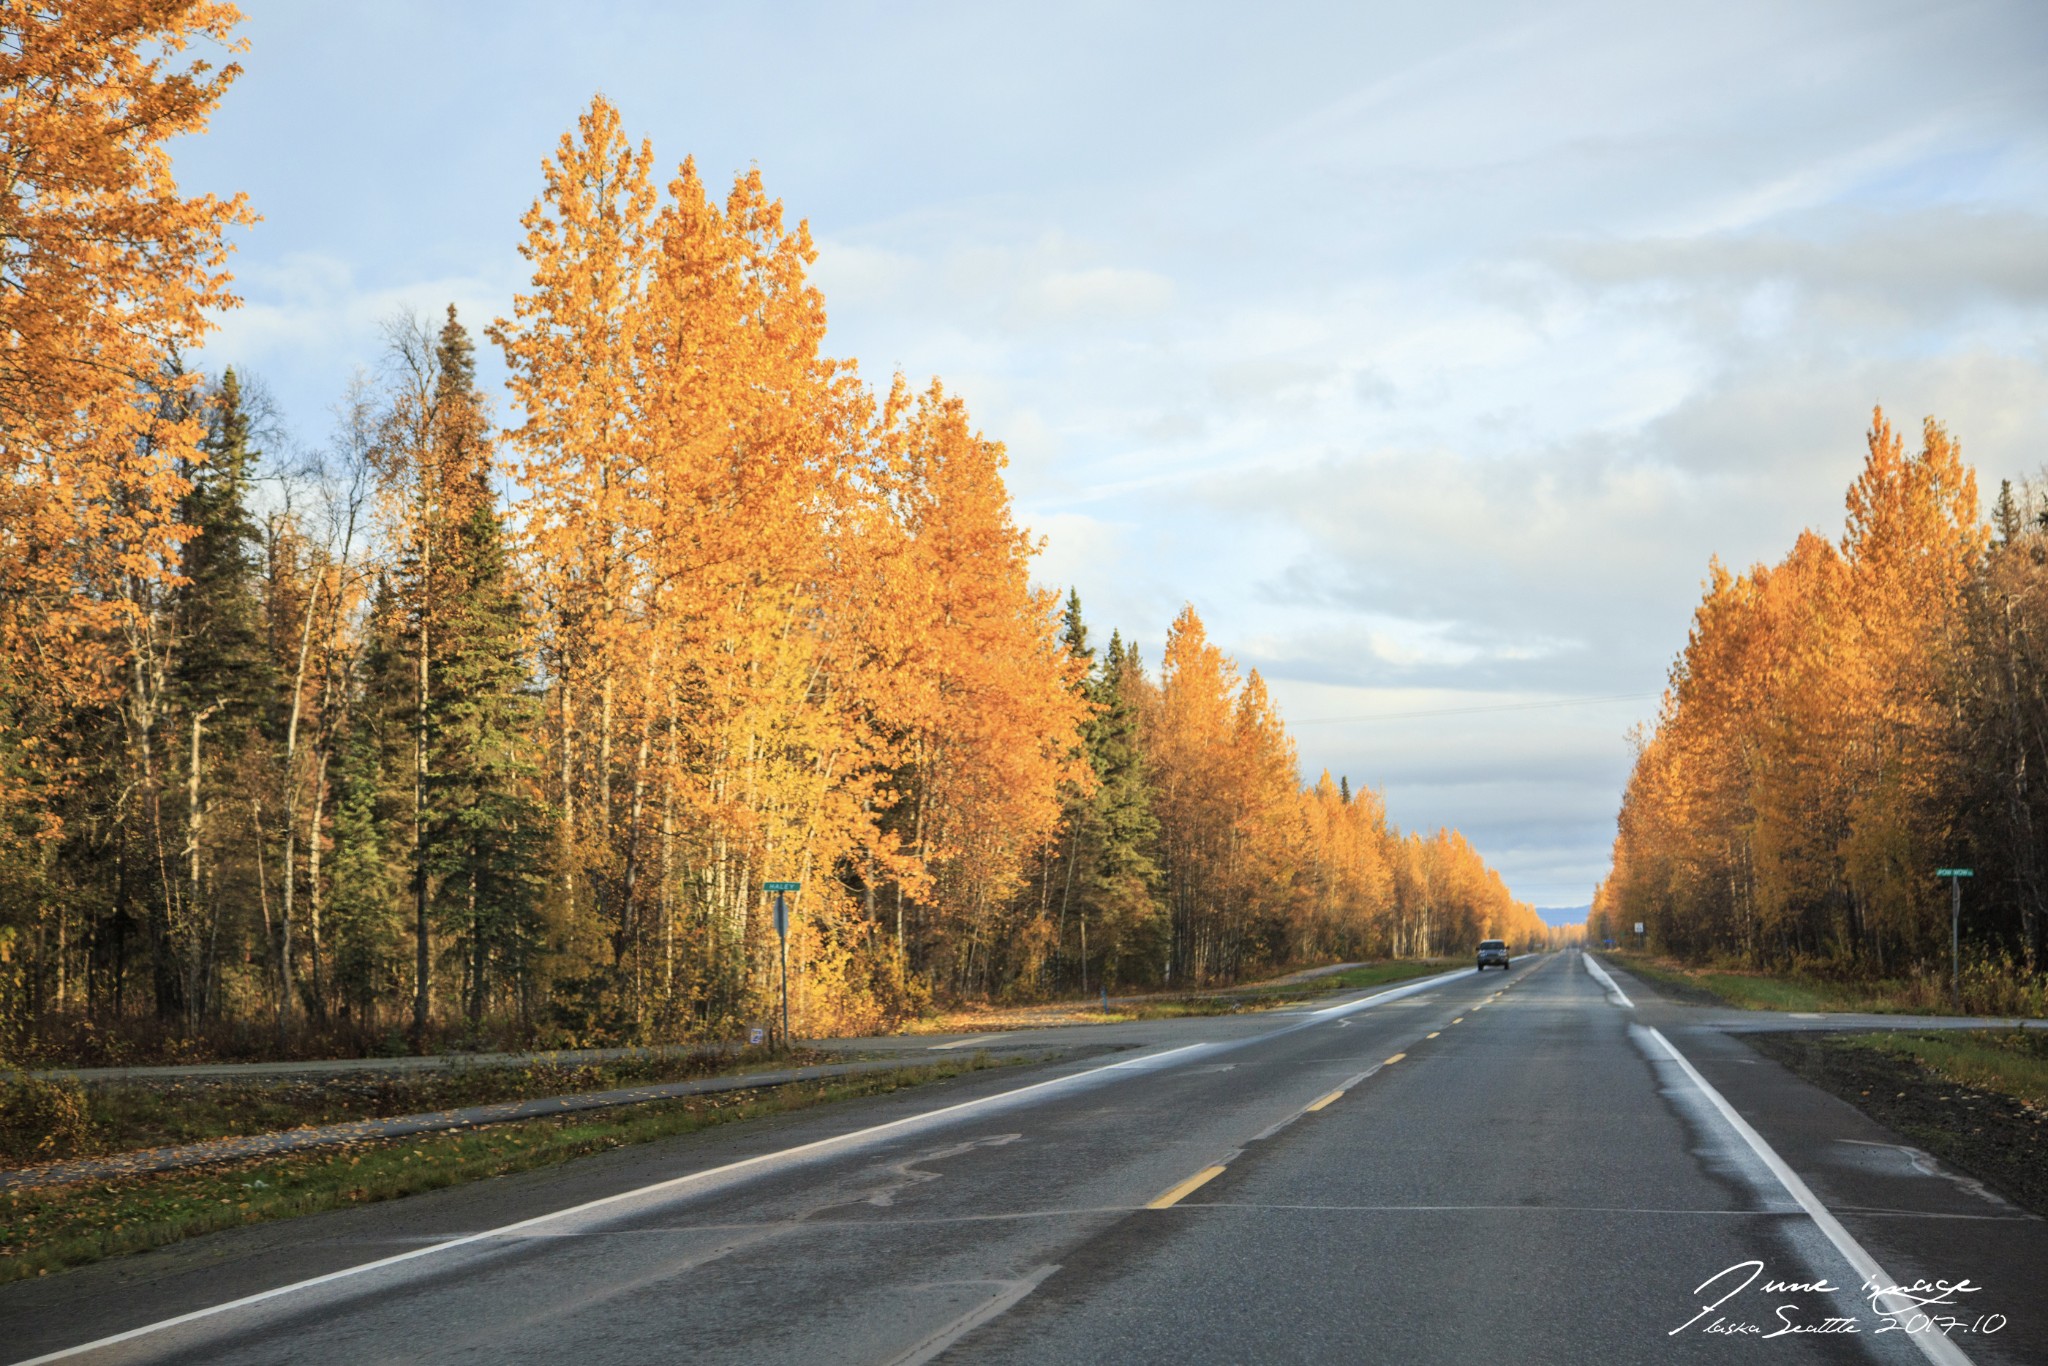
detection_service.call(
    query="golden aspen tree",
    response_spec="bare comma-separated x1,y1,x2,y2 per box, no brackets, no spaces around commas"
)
879,384,1089,994
0,1,251,1009
493,94,657,1003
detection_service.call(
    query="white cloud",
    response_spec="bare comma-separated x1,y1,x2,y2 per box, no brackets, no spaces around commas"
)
182,0,2048,904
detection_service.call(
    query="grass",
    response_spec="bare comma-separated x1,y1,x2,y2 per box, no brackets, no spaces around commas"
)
4,1047,847,1166
1598,952,2047,1017
1060,959,1466,1022
0,1054,1009,1284
1835,1028,2048,1111
1746,1028,2048,1217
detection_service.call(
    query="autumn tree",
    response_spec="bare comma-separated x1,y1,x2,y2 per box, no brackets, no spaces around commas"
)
0,0,250,1029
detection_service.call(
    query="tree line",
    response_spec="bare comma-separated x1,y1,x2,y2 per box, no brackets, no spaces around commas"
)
1591,409,2047,1004
0,6,1544,1059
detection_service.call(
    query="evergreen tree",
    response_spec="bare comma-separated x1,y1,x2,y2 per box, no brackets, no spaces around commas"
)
174,369,272,722
421,308,547,1027
1074,630,1165,988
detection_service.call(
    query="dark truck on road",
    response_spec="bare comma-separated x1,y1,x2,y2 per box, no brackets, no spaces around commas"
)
1476,939,1510,970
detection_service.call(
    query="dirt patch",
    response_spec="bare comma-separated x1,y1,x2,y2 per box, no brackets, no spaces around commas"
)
1746,1031,2048,1218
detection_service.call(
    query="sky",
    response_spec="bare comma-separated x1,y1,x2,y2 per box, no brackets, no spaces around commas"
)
179,0,2048,909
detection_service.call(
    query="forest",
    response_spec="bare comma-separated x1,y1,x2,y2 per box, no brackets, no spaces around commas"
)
1591,412,2048,1010
0,4,1548,1062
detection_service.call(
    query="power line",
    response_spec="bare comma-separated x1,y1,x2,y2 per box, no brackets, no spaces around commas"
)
1289,691,1659,726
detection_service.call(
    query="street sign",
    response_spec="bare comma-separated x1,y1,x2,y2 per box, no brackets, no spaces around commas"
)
1934,868,1974,878
1633,922,1645,935
748,1026,765,1046
764,881,801,891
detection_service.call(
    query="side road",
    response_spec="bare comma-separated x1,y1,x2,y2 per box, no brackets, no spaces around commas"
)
0,1054,1070,1193
18,960,1381,1087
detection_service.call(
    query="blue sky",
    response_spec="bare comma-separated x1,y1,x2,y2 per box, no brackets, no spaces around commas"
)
182,0,2048,907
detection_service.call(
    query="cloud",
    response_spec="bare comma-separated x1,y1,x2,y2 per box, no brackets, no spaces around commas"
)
1542,209,2048,318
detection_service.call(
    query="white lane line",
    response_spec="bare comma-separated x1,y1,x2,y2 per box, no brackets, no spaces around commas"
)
879,1263,1060,1366
1645,1027,1974,1366
927,1033,1008,1050
20,966,1479,1365
8,1044,1208,1366
1582,953,1634,1009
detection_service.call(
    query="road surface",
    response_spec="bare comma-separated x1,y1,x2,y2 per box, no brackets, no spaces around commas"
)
5,950,2042,1364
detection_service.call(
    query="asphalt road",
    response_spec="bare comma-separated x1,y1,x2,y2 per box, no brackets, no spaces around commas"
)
6,951,2043,1364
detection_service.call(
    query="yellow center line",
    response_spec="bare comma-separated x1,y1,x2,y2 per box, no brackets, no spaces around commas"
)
1304,1089,1345,1112
1426,1031,1440,1038
1147,1165,1229,1209
1451,1017,1463,1024
1384,1052,1406,1065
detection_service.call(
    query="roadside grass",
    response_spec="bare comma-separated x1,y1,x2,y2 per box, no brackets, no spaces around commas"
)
1600,953,2047,1017
1836,1029,2048,1111
1747,1029,2048,1217
950,962,1466,1023
917,958,1474,1032
1048,959,1466,1024
3,1047,842,1167
0,1055,1008,1285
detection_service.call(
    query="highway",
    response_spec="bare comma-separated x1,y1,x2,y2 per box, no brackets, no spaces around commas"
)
5,951,2042,1364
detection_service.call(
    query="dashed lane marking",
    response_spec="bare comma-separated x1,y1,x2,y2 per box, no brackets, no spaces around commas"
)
1147,1165,1229,1209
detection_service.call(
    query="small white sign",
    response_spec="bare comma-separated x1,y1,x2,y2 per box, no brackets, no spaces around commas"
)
1634,922,1646,935
748,1026,765,1046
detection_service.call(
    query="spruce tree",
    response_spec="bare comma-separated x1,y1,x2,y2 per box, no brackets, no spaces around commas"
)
421,307,546,1027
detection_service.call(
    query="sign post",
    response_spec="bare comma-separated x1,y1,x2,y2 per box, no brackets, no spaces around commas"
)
1935,869,1973,1011
765,882,801,1047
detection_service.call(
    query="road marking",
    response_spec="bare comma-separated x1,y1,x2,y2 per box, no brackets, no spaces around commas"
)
879,1263,1060,1366
1304,1089,1345,1112
1425,1031,1440,1039
8,1041,1211,1366
1383,1052,1406,1065
927,1033,1008,1050
1147,1165,1229,1209
1582,954,1634,1008
1451,1017,1463,1024
22,967,1470,1365
1644,1027,1975,1366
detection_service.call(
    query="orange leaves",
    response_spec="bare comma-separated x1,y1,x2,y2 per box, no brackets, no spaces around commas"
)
1603,408,1992,968
492,97,1089,1021
0,0,252,837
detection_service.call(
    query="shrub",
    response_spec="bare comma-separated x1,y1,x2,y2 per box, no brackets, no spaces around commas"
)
0,1074,96,1165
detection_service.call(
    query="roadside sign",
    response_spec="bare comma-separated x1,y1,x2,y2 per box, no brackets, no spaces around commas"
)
1934,868,1974,878
1633,922,1645,935
764,882,800,1046
748,1026,765,1046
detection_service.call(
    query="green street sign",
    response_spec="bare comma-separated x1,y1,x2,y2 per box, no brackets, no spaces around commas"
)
764,881,801,892
1934,868,1973,878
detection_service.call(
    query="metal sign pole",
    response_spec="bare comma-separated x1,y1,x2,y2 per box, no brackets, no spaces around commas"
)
764,881,801,1049
778,892,790,1048
1935,869,1973,1012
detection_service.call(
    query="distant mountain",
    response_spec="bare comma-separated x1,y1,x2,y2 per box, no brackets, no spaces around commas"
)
1533,904,1591,927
